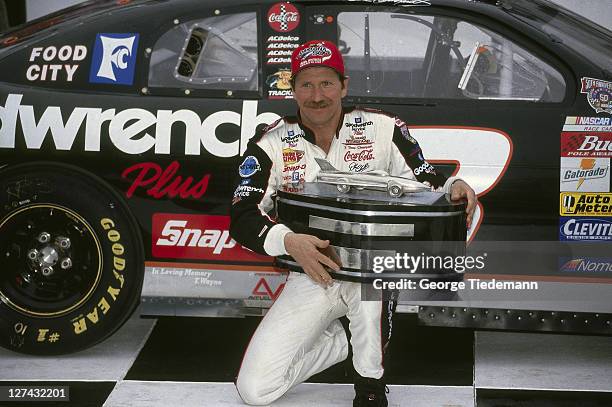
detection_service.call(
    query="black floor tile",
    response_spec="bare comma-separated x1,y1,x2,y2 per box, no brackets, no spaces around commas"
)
125,313,474,386
477,389,612,407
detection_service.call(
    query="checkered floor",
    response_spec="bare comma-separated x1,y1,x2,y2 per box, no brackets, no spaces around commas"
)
1,307,611,407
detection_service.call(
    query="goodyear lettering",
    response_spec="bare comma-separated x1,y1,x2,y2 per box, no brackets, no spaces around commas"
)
98,297,111,314
73,218,126,335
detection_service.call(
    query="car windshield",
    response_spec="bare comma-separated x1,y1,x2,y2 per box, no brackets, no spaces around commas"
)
504,0,612,75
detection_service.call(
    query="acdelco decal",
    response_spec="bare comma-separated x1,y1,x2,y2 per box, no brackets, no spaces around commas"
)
0,94,280,157
72,218,125,335
560,192,612,216
152,214,271,262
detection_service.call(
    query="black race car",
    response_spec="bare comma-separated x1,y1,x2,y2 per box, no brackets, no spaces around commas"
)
0,0,611,354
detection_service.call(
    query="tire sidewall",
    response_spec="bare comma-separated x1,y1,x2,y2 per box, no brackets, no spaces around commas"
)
0,162,144,355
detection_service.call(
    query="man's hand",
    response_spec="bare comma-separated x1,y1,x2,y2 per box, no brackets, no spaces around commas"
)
450,180,477,229
284,232,341,287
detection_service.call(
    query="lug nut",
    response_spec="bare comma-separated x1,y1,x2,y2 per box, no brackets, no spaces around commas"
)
56,237,71,249
60,258,72,270
41,266,54,276
27,249,38,260
38,232,51,243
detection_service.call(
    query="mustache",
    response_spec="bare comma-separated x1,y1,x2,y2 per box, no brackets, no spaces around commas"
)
304,101,330,109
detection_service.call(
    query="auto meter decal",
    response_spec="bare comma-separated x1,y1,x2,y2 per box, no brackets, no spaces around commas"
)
560,157,610,192
580,77,612,115
267,3,300,33
560,192,612,216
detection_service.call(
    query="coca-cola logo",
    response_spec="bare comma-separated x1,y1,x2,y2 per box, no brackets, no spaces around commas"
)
267,3,300,33
344,149,374,162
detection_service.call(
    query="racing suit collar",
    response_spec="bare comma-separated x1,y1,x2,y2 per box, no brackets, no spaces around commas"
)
293,106,355,145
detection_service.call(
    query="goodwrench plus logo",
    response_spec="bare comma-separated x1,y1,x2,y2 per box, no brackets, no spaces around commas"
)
89,33,139,85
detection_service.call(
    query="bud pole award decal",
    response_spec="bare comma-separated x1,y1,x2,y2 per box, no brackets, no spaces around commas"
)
267,2,300,33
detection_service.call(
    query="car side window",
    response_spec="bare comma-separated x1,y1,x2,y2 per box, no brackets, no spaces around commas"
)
149,12,258,91
337,12,565,102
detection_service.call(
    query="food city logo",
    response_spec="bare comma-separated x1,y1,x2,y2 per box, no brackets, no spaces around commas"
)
152,214,271,262
121,161,211,199
559,257,612,273
560,157,610,191
89,33,139,85
27,45,87,82
561,132,612,158
580,77,612,114
559,218,612,241
560,192,612,216
267,2,300,33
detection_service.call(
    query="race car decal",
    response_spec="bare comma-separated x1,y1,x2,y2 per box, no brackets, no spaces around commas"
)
152,214,271,262
560,157,610,192
410,126,513,241
89,33,139,85
580,77,612,115
560,192,612,216
267,2,300,33
27,45,87,82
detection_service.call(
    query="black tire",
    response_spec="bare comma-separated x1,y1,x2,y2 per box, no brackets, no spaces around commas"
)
0,162,144,355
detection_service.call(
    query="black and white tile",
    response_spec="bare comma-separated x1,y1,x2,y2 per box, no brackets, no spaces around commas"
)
1,308,611,407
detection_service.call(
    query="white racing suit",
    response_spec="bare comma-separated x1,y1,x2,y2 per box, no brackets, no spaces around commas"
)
230,106,459,405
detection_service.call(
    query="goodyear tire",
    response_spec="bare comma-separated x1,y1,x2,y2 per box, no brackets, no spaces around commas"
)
0,162,144,355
